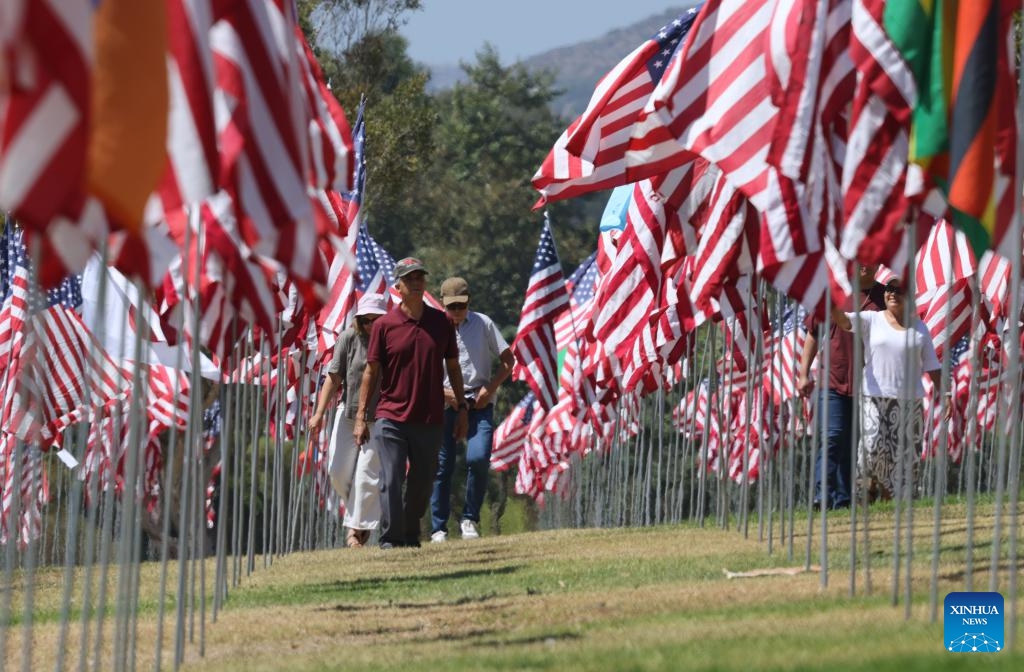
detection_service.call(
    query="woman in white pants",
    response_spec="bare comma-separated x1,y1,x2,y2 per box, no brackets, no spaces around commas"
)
310,294,386,547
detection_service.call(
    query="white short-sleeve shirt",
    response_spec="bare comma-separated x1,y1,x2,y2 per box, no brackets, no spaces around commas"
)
447,311,510,392
846,310,941,399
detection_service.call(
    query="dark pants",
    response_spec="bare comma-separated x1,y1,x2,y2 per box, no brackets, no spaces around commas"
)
374,419,443,547
814,389,853,509
431,405,494,532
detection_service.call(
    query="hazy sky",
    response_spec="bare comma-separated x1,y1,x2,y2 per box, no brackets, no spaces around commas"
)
401,1,688,65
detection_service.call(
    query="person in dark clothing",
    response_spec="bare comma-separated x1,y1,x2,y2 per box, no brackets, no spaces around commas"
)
796,264,886,509
354,258,468,548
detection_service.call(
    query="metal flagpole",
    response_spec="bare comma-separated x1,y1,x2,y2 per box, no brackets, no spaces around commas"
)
154,284,189,670
929,251,959,621
819,279,831,588
2,438,26,672
850,267,863,597
20,443,39,672
1000,11,1024,644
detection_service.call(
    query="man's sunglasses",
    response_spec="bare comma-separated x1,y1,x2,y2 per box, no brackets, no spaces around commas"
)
357,316,379,326
883,281,904,296
445,302,468,311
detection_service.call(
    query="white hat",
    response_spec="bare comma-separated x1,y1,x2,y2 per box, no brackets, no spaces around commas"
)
356,293,387,317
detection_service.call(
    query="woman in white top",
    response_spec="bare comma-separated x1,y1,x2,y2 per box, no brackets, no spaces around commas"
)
309,294,386,547
832,278,947,501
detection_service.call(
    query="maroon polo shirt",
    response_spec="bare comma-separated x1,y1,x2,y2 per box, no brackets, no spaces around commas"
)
805,283,887,397
366,303,458,425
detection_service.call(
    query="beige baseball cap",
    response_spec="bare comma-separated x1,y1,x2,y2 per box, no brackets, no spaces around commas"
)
440,277,470,305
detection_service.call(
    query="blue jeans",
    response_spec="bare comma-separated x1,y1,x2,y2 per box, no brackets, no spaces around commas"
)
431,405,494,532
814,389,853,509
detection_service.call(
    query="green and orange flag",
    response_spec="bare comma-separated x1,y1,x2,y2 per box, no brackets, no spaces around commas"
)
87,0,169,235
882,0,1018,256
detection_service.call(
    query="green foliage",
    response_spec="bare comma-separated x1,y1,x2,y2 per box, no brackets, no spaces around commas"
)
407,46,595,328
299,0,423,55
299,6,602,329
310,28,437,243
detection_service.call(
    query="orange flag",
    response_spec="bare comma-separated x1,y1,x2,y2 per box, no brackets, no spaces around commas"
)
87,0,168,234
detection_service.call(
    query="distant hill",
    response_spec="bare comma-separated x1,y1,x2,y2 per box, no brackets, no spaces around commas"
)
522,4,698,120
420,4,700,120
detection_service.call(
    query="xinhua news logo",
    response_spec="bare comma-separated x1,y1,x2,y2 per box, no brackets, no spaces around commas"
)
944,592,1004,653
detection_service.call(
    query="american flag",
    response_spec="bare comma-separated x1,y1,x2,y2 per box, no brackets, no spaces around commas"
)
0,222,132,443
145,364,192,432
923,335,971,462
716,278,760,374
686,175,760,318
764,303,808,404
0,0,111,289
512,218,569,410
977,251,1009,322
0,0,91,233
532,6,701,203
586,158,709,389
838,0,914,264
211,0,323,290
545,252,605,448
553,251,598,350
766,0,855,259
166,193,281,365
586,178,669,373
296,25,353,195
82,361,194,502
344,97,367,231
0,219,69,355
919,276,973,361
0,433,48,547
725,386,771,484
948,335,972,392
490,392,537,472
915,218,976,305
317,99,366,353
674,379,714,440
355,224,392,296
156,0,219,221
627,0,817,270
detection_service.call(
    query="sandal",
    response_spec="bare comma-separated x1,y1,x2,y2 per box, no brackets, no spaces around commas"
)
346,530,364,548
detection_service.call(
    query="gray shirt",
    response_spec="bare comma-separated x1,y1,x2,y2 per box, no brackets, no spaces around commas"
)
447,311,510,394
327,328,379,419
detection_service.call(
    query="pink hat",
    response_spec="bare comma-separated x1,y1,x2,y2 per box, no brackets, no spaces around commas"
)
356,293,387,317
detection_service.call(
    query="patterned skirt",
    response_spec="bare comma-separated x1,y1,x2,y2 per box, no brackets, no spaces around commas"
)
859,397,923,501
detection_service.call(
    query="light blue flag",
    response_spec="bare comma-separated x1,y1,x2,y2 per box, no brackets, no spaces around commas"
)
599,184,632,232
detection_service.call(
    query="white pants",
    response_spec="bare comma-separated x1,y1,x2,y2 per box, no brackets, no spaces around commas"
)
327,411,381,530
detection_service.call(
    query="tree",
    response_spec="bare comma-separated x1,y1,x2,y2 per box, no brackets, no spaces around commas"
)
298,3,435,248
329,31,437,237
298,0,422,55
410,46,598,330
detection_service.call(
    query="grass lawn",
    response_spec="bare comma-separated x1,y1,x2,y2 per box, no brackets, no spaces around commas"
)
5,500,1023,671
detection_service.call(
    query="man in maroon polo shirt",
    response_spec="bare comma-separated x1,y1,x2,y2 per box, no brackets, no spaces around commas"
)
797,263,885,509
354,258,468,548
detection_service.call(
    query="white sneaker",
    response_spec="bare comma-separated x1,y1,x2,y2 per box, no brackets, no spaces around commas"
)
430,530,448,543
460,519,480,539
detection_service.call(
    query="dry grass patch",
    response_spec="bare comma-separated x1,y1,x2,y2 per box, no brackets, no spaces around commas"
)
3,502,1023,670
